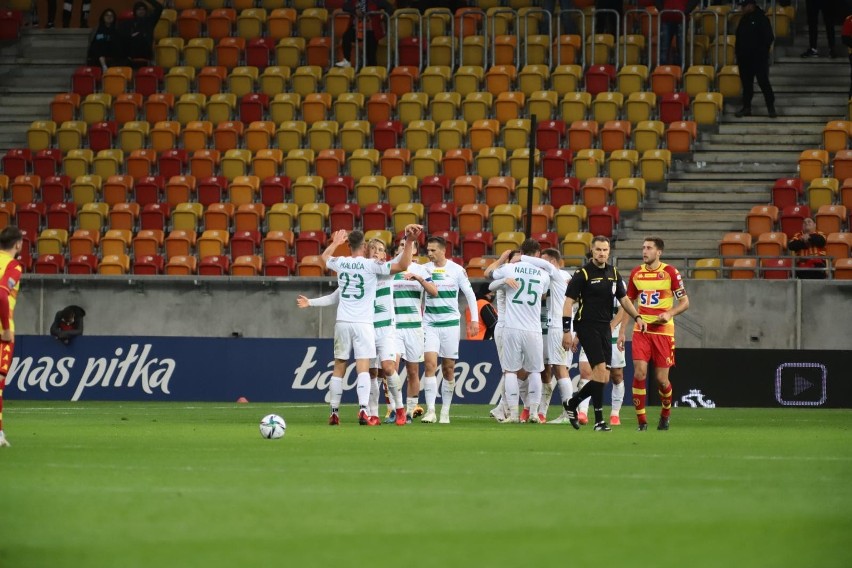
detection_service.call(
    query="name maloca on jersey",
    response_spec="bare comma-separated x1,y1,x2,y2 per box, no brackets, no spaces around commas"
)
291,346,493,402
7,344,175,401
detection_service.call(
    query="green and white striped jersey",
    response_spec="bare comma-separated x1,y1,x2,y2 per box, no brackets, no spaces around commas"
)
422,259,478,328
391,262,429,329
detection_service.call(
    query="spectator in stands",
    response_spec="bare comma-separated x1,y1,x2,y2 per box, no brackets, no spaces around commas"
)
466,284,498,341
50,305,86,345
734,0,776,119
594,0,622,35
117,0,164,69
656,0,701,66
540,0,576,36
788,218,827,279
335,0,394,68
801,0,837,58
45,0,91,29
87,9,119,73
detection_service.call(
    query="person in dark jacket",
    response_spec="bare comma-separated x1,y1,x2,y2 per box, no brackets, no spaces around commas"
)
734,0,777,118
118,0,164,68
86,9,119,72
335,0,394,68
45,0,91,29
50,305,86,345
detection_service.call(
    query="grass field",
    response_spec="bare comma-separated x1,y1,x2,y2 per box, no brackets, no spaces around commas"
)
1,402,850,568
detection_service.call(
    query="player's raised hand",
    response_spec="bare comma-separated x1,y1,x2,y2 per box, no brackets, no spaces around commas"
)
498,248,512,263
296,295,310,309
404,224,424,239
331,229,348,246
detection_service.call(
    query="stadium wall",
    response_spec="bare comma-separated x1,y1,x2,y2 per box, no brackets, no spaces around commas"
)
7,337,851,407
14,276,852,350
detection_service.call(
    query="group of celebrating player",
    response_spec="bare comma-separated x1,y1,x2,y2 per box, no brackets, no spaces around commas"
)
299,225,690,432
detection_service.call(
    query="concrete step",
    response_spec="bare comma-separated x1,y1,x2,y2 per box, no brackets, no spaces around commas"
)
664,182,768,195
690,149,803,161
716,122,828,135
631,222,740,234
695,141,822,152
669,165,796,176
699,134,822,146
639,210,746,222
658,192,769,204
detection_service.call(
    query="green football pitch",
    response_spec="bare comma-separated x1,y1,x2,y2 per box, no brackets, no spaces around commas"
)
1,402,850,568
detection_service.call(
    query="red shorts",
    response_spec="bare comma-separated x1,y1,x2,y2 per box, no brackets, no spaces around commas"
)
0,340,14,376
632,332,675,368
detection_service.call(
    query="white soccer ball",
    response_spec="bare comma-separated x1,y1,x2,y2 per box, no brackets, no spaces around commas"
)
259,414,286,439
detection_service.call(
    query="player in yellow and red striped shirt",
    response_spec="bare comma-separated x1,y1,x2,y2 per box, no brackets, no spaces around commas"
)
0,226,24,448
626,237,690,431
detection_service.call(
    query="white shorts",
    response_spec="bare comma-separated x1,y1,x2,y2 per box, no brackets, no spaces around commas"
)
545,327,569,366
371,326,398,368
494,325,504,356
579,339,626,369
424,324,460,360
500,327,544,373
334,322,376,361
396,326,424,363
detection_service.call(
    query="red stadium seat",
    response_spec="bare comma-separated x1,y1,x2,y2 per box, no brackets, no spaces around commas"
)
771,178,803,209
536,120,566,151
373,120,403,152
2,149,32,178
33,149,62,178
260,176,291,207
542,149,573,181
34,253,65,274
68,254,99,275
587,205,620,239
264,255,296,276
461,231,494,261
199,255,230,276
231,230,261,258
779,205,811,239
362,203,391,232
427,202,457,232
330,203,361,232
133,254,165,275
419,175,450,207
295,231,327,261
323,175,355,207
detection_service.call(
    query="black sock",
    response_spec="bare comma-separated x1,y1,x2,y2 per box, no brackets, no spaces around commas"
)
569,380,595,409
591,381,604,424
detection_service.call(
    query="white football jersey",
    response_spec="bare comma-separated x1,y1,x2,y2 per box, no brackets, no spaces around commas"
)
391,262,430,329
519,256,570,328
326,256,392,324
374,274,394,329
422,260,476,327
492,261,551,333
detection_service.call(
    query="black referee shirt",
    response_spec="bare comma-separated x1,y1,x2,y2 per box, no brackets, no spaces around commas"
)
565,261,626,324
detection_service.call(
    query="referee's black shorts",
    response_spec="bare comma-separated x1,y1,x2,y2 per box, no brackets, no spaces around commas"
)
575,321,612,369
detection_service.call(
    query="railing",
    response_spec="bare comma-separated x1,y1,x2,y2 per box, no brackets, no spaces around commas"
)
590,8,620,69
521,8,551,68
623,7,653,67
489,8,519,70
556,9,586,67
659,9,688,69
391,8,423,70
459,8,488,68
424,8,454,69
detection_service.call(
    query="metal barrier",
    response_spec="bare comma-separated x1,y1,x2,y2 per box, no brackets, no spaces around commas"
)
690,9,721,69
555,8,586,67
391,8,423,70
522,8,552,68
590,8,620,69
361,11,392,71
623,8,653,67
489,8,519,69
425,8,454,69
658,9,687,68
459,8,488,68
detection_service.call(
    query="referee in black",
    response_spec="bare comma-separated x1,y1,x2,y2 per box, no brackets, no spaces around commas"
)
561,236,646,431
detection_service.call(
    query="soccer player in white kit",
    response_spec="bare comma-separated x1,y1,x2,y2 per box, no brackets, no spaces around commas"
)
390,239,438,422
521,248,574,422
484,249,522,422
489,239,551,423
315,227,420,425
421,235,479,424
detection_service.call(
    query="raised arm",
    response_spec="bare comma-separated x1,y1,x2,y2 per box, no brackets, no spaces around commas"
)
389,224,422,274
297,288,341,309
484,249,512,278
322,229,348,263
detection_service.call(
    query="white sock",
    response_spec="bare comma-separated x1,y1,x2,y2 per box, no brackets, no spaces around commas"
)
329,376,343,413
527,372,542,416
386,372,401,410
369,377,380,416
577,378,590,413
504,373,520,418
611,380,625,415
356,372,371,409
519,378,529,409
394,389,404,410
423,375,438,411
406,396,418,415
556,377,573,403
541,380,554,417
440,379,455,416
